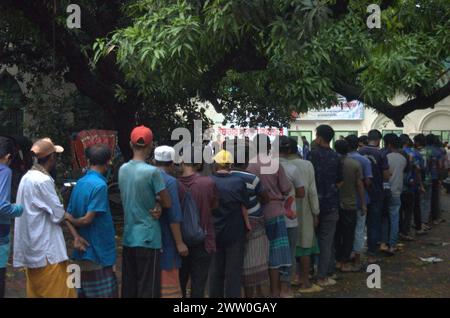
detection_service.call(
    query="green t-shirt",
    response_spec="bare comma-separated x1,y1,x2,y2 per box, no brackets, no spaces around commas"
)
339,156,363,211
118,160,166,249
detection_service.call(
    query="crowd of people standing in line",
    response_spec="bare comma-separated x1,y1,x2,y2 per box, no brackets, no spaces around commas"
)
0,123,448,298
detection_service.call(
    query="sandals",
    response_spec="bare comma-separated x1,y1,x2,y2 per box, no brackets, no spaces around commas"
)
316,278,337,287
400,235,415,242
298,284,323,293
432,218,446,225
416,229,428,236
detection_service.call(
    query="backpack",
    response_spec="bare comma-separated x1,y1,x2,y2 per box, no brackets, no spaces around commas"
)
180,187,206,246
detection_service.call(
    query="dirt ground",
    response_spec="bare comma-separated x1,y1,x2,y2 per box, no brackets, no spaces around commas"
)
4,191,450,298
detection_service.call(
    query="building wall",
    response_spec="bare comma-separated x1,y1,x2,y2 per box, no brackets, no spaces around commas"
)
202,95,450,145
289,96,450,143
0,66,77,137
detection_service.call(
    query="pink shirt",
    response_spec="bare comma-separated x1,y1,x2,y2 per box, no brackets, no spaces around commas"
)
247,155,291,220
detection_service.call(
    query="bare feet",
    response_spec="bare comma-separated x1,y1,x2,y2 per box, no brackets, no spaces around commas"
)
379,243,389,252
316,278,336,287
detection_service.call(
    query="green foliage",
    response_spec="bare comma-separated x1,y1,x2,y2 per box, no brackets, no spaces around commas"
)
0,73,24,135
24,74,107,175
2,0,450,157
96,0,450,126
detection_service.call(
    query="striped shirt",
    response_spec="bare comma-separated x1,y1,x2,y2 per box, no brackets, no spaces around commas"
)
231,170,264,217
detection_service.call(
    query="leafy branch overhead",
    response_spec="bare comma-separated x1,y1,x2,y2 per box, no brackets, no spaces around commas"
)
1,0,449,160
96,0,450,127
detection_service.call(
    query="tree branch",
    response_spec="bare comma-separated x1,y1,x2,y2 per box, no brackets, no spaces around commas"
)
334,80,450,127
4,0,137,158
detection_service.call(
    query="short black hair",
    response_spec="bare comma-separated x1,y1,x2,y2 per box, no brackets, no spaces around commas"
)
278,136,292,155
345,134,359,151
289,137,298,155
233,139,250,169
358,135,368,146
181,145,203,169
35,152,55,166
425,134,438,146
368,129,382,141
413,134,426,147
399,134,412,147
86,144,112,166
334,139,349,155
0,137,14,159
316,125,335,143
154,160,172,167
254,134,271,154
383,133,400,149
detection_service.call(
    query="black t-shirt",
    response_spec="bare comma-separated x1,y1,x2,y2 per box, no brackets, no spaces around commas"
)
310,146,343,213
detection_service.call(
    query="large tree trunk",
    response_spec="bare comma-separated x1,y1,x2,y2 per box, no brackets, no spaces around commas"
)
6,0,139,160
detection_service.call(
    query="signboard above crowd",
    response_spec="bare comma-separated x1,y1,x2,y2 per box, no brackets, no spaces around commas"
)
297,99,365,121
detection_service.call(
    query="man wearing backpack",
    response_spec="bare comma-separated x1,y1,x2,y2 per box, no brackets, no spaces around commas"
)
359,130,391,264
153,146,188,298
178,146,219,298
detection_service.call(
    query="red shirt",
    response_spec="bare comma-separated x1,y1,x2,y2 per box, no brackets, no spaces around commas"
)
178,173,219,253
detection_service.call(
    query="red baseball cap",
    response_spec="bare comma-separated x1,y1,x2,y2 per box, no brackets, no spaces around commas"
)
130,125,153,146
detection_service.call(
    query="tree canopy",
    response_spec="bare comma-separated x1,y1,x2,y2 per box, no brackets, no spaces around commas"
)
1,0,449,160
0,0,211,159
97,0,450,127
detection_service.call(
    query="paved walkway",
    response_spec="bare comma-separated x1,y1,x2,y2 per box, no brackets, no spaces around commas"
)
5,191,450,298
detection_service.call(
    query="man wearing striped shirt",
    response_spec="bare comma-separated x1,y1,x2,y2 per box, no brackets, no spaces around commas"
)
230,139,270,297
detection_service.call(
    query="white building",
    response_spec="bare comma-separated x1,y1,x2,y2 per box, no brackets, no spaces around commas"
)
203,95,450,148
289,95,450,146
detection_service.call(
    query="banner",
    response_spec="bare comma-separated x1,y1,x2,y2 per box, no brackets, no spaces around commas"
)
206,126,288,143
298,100,364,121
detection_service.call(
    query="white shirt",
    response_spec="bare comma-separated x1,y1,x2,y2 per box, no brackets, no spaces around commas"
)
280,158,304,228
13,170,68,268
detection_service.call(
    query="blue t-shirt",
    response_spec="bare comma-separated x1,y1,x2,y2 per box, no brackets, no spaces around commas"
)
159,169,183,270
230,170,264,217
0,164,12,268
310,146,343,214
348,151,372,207
68,170,116,267
0,163,22,268
303,145,310,161
211,173,251,247
119,160,166,249
359,145,389,202
403,147,420,193
427,146,442,180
